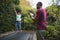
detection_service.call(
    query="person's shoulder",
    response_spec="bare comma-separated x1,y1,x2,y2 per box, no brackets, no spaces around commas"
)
37,8,43,12
40,8,45,10
40,8,45,11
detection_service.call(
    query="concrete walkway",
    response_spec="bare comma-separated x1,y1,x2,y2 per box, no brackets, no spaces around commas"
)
0,31,37,40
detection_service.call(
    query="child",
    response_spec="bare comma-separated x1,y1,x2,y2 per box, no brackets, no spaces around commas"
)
14,8,22,32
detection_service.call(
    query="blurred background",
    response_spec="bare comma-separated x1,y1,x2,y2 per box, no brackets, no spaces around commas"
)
0,0,60,40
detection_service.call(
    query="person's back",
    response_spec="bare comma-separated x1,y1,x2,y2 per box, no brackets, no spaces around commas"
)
36,7,46,30
38,8,46,21
34,2,46,40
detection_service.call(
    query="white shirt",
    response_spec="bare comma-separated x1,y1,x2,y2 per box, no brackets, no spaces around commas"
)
16,14,21,21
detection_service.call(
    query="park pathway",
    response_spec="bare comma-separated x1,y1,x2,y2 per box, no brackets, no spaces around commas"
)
0,31,37,40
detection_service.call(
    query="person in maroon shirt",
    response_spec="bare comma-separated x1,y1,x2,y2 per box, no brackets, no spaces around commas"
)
36,2,46,40
36,2,46,30
30,2,46,40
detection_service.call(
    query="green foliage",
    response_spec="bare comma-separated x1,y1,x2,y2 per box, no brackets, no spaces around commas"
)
0,0,35,31
18,0,35,30
46,5,60,40
0,0,20,33
46,5,60,25
45,25,59,40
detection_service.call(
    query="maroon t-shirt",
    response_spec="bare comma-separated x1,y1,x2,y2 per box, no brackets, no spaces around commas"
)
35,8,46,30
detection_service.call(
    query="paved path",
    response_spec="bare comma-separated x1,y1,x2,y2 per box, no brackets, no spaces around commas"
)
0,31,37,40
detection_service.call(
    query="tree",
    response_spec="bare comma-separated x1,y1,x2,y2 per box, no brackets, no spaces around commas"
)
18,0,35,30
46,2,60,40
0,0,20,33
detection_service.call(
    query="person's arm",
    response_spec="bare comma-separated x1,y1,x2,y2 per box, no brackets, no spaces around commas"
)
29,12,34,20
14,8,17,14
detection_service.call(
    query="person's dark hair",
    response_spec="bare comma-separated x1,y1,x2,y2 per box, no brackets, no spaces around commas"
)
16,8,22,13
37,2,42,6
